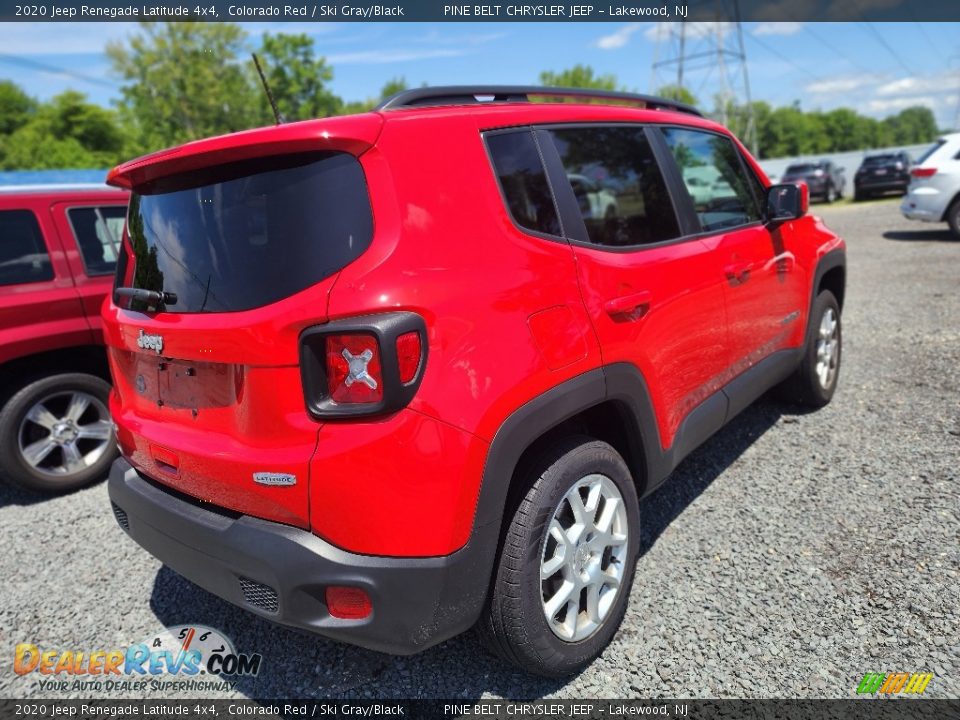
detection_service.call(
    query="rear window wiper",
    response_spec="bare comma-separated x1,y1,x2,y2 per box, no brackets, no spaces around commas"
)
115,287,178,307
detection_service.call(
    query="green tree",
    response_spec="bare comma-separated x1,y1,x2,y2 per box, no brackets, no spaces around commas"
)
0,80,35,135
1,90,126,170
107,22,259,152
656,84,698,107
539,65,619,90
884,106,938,145
338,77,410,115
255,33,340,122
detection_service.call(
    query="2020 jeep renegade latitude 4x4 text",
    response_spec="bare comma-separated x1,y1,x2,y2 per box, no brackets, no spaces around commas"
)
105,87,846,677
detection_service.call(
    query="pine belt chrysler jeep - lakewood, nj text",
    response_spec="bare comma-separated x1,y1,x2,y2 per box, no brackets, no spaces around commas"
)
105,86,846,677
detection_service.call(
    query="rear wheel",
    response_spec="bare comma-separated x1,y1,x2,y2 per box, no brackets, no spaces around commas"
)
0,373,116,493
479,436,640,677
947,198,960,239
776,290,841,407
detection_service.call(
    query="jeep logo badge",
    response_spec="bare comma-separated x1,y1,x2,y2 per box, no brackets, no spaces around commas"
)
137,329,164,355
253,472,297,487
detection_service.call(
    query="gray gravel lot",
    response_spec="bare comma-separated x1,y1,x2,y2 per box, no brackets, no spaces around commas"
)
1,199,957,700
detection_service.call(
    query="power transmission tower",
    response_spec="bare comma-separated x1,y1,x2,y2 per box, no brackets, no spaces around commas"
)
650,0,758,155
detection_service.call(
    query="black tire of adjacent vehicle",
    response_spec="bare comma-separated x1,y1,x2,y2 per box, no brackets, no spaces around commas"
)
776,290,842,407
0,373,116,493
947,198,960,239
478,436,640,678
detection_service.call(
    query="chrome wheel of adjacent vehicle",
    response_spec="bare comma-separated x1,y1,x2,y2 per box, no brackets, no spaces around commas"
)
815,307,839,390
17,390,113,478
541,473,629,642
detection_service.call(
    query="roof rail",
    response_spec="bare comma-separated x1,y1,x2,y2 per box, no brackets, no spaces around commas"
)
376,85,703,117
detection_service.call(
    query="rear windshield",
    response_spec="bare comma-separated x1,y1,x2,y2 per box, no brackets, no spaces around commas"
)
785,164,817,174
863,155,897,166
117,152,372,313
915,140,946,165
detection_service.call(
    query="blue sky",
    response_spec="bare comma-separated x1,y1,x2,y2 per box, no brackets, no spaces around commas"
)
1,21,958,129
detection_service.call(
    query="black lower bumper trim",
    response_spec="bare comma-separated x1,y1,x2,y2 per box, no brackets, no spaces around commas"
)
107,458,495,655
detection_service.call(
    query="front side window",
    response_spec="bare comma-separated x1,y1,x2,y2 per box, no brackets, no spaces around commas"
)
548,126,680,247
661,127,763,232
69,206,126,276
0,210,53,287
486,131,562,237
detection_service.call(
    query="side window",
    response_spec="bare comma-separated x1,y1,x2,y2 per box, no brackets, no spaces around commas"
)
661,127,763,232
68,206,126,276
486,131,562,237
0,209,54,287
548,126,680,247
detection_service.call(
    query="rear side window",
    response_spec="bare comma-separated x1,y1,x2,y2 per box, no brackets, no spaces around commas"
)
485,131,562,237
661,127,763,232
548,126,680,247
68,206,126,276
916,140,945,164
0,210,53,287
118,152,373,314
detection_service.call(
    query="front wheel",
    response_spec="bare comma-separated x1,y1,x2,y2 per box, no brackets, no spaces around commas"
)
0,373,117,493
478,436,640,677
776,290,842,407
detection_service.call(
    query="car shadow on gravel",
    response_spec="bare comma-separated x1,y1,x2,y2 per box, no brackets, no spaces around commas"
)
883,229,957,242
148,396,789,700
0,479,86,508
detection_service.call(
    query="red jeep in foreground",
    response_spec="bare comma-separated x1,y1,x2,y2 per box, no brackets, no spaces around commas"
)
0,185,127,492
105,87,845,677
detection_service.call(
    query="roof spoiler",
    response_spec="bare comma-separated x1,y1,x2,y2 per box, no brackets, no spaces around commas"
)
377,85,703,117
107,114,383,190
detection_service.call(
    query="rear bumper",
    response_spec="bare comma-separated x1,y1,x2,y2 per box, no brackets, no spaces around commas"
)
108,458,494,655
855,177,909,193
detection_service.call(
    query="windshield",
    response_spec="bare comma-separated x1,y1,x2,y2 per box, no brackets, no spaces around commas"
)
116,152,372,314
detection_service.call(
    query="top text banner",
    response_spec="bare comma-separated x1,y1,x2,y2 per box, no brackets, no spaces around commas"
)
2,0,960,22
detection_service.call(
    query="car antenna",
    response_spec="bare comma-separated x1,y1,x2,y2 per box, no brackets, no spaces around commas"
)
252,53,285,125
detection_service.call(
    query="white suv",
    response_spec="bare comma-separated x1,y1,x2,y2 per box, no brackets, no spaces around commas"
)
901,132,960,238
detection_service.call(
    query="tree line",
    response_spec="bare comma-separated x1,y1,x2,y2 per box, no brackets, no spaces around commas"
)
0,25,944,170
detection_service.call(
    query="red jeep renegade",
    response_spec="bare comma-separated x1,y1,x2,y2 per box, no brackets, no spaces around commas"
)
105,87,845,677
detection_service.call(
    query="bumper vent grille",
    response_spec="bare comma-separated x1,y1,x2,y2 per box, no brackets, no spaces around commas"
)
111,502,130,531
239,577,279,613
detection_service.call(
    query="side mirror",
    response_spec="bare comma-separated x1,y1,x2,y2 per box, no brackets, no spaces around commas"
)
766,182,808,222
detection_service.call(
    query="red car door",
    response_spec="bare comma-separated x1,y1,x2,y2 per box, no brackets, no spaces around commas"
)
658,126,805,385
540,125,732,451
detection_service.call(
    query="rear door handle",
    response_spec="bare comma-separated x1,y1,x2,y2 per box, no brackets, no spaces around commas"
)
604,291,652,320
724,262,753,286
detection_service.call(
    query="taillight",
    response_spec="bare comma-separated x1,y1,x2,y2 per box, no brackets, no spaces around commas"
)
911,167,937,178
396,331,422,384
325,334,383,404
325,586,372,620
299,312,428,418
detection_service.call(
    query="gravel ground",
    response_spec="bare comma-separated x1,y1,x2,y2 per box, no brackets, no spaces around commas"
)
1,199,957,701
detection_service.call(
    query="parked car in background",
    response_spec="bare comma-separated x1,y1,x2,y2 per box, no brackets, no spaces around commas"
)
568,173,618,220
0,185,128,492
901,133,960,238
104,85,845,677
853,151,912,200
781,160,846,203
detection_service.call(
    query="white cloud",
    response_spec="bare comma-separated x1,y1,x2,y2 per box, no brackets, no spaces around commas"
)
643,22,735,42
752,22,804,36
414,30,508,46
594,24,643,50
865,95,940,113
806,75,885,95
325,48,466,65
876,74,960,96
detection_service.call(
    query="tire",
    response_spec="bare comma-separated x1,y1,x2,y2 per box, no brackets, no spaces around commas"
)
825,184,837,203
947,198,960,239
478,436,640,677
853,189,865,202
0,373,116,493
776,290,842,407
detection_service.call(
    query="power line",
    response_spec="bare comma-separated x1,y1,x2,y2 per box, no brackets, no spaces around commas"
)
862,23,914,77
0,53,115,90
744,32,821,82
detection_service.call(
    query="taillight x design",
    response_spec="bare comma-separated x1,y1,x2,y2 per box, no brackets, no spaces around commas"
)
300,312,428,418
